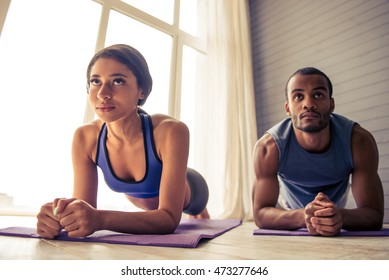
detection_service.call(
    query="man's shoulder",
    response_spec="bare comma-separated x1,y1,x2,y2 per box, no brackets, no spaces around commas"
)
254,119,291,158
269,117,292,130
330,113,355,126
351,123,377,148
330,113,356,138
330,113,347,119
256,132,277,150
267,118,293,142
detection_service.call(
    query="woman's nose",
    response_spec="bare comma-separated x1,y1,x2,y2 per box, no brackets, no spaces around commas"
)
97,84,112,100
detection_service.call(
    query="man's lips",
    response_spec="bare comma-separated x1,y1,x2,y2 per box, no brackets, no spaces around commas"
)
300,112,320,119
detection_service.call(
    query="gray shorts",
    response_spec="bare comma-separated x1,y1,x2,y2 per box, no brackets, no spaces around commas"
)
183,168,209,215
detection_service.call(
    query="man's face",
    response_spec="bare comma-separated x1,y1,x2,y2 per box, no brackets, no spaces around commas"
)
285,74,335,133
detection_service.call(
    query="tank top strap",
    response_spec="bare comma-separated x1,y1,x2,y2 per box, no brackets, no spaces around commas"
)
139,113,162,166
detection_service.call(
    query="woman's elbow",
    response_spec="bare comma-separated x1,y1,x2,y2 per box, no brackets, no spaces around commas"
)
158,209,181,234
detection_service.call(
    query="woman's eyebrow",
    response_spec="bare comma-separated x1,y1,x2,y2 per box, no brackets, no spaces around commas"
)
109,73,128,78
90,73,128,78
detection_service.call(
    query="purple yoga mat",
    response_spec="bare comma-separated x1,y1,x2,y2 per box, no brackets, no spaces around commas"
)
0,219,241,248
253,228,389,237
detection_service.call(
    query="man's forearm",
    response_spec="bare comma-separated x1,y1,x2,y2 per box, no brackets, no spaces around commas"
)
340,207,383,230
255,207,306,230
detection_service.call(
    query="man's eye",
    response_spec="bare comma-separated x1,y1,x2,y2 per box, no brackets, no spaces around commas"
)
294,94,303,100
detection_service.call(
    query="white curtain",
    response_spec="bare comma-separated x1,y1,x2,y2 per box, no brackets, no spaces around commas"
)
198,0,257,220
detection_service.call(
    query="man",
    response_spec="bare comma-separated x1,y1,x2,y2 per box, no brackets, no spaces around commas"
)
252,67,384,236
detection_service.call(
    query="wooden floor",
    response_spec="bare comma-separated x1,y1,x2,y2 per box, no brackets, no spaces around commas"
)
0,215,388,260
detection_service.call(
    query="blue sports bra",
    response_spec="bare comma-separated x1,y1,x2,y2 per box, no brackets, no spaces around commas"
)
96,113,163,198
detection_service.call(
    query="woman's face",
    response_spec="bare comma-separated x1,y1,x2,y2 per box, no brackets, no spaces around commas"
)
88,58,144,122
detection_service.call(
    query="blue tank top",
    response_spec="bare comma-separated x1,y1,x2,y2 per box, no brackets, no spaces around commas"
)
267,113,355,209
96,113,163,198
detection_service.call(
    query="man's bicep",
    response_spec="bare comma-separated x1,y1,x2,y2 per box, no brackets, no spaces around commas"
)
253,176,280,210
252,134,280,209
351,126,384,213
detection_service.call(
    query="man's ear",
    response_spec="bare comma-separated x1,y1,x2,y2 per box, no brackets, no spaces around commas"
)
330,97,335,113
285,101,291,116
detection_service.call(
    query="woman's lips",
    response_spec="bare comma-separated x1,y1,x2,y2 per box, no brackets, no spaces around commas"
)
96,104,115,112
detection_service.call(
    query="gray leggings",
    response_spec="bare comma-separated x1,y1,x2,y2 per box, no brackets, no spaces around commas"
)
183,168,209,215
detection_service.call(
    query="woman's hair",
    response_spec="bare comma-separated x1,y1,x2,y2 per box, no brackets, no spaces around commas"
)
86,44,153,106
285,67,333,100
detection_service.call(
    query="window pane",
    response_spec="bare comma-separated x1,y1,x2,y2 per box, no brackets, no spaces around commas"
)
179,0,207,38
105,9,171,116
121,0,174,24
0,0,101,212
179,45,206,168
180,45,221,217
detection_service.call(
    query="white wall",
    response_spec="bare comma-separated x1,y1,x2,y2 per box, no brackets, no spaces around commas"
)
249,0,389,222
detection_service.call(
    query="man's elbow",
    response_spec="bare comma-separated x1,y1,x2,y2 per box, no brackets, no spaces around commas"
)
369,207,384,230
253,208,271,229
371,213,384,230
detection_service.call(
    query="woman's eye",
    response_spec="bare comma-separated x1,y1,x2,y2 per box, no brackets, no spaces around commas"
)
90,79,100,86
113,79,124,86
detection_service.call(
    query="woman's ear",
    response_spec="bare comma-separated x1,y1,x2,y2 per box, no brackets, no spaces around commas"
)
139,88,145,100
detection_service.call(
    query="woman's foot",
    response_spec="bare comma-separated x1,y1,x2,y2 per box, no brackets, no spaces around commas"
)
189,208,210,219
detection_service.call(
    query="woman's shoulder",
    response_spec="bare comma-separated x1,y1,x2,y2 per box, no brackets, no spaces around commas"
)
73,119,104,145
72,120,104,161
149,114,188,130
74,119,103,135
148,113,189,142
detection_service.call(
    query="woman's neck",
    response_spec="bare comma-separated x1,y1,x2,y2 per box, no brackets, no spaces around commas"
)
106,112,143,145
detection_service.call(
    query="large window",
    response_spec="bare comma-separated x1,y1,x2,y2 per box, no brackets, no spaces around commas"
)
0,0,208,214
0,0,101,213
104,9,172,115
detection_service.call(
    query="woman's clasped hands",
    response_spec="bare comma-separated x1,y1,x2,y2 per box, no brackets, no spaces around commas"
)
36,198,99,239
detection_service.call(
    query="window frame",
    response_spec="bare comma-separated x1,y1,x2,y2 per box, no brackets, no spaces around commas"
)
0,0,208,215
87,0,207,123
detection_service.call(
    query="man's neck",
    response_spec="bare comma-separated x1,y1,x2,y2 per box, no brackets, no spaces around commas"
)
293,126,331,153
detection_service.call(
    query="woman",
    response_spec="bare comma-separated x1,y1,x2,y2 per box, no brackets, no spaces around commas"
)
36,44,209,239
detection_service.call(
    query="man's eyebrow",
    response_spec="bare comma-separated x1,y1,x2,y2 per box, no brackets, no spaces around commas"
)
291,88,304,93
291,86,328,93
312,86,328,92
